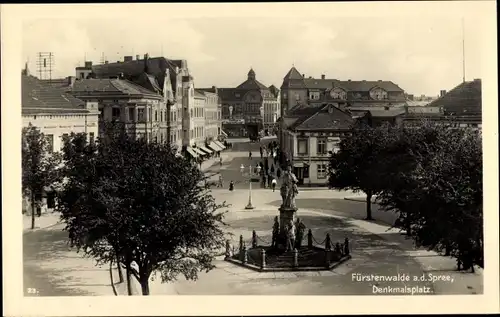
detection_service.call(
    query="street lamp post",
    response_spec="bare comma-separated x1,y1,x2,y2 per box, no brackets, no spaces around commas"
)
241,163,261,210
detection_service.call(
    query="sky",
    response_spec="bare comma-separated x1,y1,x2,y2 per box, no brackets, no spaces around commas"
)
18,3,488,96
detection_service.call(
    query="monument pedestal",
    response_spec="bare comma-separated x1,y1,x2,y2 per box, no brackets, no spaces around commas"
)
278,206,297,250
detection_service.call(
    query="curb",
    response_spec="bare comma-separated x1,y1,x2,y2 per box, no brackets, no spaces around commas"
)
23,220,63,233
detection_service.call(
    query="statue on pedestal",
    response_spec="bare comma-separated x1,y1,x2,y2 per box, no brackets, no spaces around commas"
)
280,165,299,209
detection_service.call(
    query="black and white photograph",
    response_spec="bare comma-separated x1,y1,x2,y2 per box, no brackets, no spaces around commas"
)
2,1,498,316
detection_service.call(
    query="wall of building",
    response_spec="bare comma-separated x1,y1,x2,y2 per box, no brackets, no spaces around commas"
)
192,96,206,145
22,112,99,152
203,92,221,141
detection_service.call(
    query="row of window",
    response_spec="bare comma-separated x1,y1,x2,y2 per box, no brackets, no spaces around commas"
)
44,132,95,152
297,138,340,156
191,126,205,139
107,106,221,123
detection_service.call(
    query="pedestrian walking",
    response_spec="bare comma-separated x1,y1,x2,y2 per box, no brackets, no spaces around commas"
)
249,150,252,160
270,164,275,175
271,178,277,192
229,180,234,191
218,174,223,188
259,146,263,158
219,157,223,167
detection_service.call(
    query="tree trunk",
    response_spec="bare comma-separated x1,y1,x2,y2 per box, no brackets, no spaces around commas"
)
116,255,124,283
125,265,133,296
109,259,118,296
31,192,36,229
140,275,150,295
365,191,373,220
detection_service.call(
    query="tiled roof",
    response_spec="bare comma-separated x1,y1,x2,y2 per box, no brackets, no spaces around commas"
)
291,104,355,131
236,78,269,90
22,75,87,114
71,78,161,98
302,78,403,92
287,103,324,117
426,79,481,114
194,89,206,98
283,67,304,80
92,57,179,96
282,67,404,92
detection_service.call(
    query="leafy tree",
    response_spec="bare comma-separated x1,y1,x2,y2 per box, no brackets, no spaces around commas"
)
22,124,62,229
378,122,483,270
57,130,228,295
328,123,394,220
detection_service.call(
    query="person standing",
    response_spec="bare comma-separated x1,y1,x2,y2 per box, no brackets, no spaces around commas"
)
248,150,252,160
219,156,223,167
271,178,277,192
259,146,263,159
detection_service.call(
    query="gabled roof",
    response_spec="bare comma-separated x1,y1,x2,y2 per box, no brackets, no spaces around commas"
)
236,78,269,90
302,78,403,92
426,79,482,114
283,67,304,80
194,89,206,98
70,78,162,99
291,104,355,131
22,75,88,115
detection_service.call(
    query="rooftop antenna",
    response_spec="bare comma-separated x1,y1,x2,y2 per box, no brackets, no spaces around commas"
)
462,17,466,83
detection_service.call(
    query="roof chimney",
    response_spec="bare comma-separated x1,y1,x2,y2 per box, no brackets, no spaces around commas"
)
302,74,305,77
84,61,92,68
440,90,447,97
67,76,76,87
144,53,150,73
212,86,218,94
321,74,325,79
124,56,133,62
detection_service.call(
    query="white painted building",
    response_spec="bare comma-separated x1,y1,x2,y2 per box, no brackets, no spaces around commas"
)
281,103,355,186
22,73,99,214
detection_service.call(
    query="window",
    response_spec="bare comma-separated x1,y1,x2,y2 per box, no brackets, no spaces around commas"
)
309,92,320,100
137,109,145,122
149,109,152,121
89,132,95,144
317,164,327,179
45,134,54,152
155,110,158,122
297,139,308,155
128,108,135,121
112,107,121,120
190,109,193,118
317,138,327,155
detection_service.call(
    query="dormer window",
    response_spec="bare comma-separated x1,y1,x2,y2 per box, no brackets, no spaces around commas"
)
370,87,388,100
330,88,346,100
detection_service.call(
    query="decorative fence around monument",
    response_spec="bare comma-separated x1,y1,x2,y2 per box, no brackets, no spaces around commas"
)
225,229,351,271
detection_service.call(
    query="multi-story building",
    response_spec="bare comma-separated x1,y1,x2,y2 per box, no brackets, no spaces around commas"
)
280,67,406,115
21,71,99,214
91,55,192,150
195,88,222,141
208,68,280,138
281,103,355,186
69,78,165,142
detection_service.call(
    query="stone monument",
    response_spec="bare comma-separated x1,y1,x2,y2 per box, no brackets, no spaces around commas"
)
279,164,299,249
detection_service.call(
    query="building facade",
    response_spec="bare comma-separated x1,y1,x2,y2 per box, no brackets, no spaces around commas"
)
281,103,355,186
91,55,197,150
69,78,166,143
195,88,222,142
22,73,99,214
208,68,279,138
279,66,406,145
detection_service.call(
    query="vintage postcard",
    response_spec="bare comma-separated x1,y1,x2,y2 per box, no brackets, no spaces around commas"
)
2,1,498,316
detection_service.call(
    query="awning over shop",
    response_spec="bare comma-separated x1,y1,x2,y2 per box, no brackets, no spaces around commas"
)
198,145,213,154
192,147,205,156
213,140,226,150
293,162,309,168
208,142,223,152
186,147,198,158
